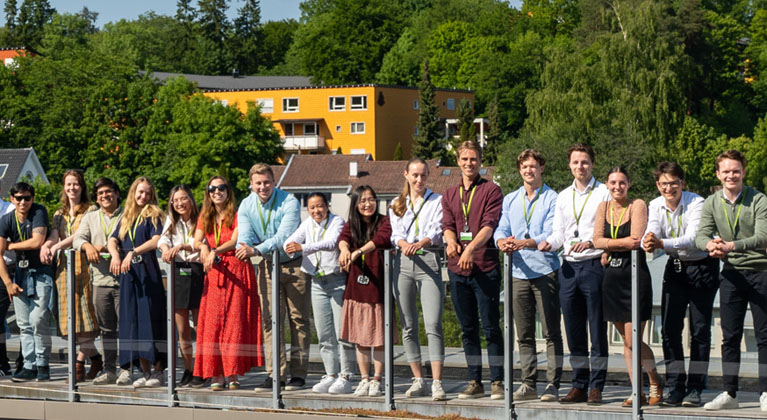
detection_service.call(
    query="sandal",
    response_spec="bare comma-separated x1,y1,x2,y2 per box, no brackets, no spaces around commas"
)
228,381,240,390
211,382,225,391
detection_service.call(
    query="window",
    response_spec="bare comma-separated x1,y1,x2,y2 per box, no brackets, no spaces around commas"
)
442,169,451,176
304,123,317,135
283,123,294,136
257,98,274,113
350,122,365,134
329,96,345,111
447,98,455,110
414,126,419,135
336,125,342,132
479,168,488,176
282,98,299,112
413,100,419,110
350,95,367,110
0,164,7,179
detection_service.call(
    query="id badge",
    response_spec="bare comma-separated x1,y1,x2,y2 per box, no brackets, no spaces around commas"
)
179,267,192,277
356,275,370,285
415,249,424,255
17,259,28,269
131,255,143,264
99,252,111,260
315,270,325,278
610,257,622,268
459,231,473,242
673,258,683,273
569,239,580,247
250,255,263,265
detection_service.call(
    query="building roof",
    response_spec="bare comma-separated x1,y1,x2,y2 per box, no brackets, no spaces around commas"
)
278,154,372,190
0,148,34,196
148,72,313,91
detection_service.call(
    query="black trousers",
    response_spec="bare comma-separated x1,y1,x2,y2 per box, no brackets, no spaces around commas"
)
0,275,11,371
720,269,767,394
661,257,719,393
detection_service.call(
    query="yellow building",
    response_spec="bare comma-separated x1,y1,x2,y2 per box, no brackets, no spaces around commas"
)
201,83,474,160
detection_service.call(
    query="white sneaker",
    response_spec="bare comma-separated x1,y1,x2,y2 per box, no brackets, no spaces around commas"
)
760,392,767,412
432,379,447,401
368,379,382,397
405,377,427,397
328,375,352,394
145,371,164,388
116,369,132,386
703,391,739,410
312,375,337,393
92,370,117,385
354,378,370,397
132,373,150,388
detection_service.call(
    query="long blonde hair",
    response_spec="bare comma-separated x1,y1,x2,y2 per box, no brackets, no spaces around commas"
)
118,177,164,240
390,158,429,218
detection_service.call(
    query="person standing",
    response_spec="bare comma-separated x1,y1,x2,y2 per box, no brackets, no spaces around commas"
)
389,158,446,401
642,162,719,407
73,178,125,385
235,163,306,390
284,193,355,394
0,182,54,382
0,184,15,376
442,141,504,400
694,150,767,411
495,149,562,402
539,143,610,404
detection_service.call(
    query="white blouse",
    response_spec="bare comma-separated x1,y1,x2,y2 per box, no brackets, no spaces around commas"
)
158,215,201,263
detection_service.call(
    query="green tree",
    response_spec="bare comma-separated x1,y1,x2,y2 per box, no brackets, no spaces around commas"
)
257,19,300,73
2,0,17,45
483,95,502,166
196,0,231,74
14,0,54,49
231,0,261,75
457,98,475,143
412,60,443,160
393,142,403,160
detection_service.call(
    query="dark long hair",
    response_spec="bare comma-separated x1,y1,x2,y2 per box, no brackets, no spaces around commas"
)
348,185,382,247
200,176,235,234
167,185,200,236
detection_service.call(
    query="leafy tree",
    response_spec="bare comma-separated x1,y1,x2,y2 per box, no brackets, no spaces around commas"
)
14,0,54,49
257,19,300,73
483,95,502,166
457,98,475,143
231,0,261,75
2,0,17,45
196,0,231,74
412,60,443,160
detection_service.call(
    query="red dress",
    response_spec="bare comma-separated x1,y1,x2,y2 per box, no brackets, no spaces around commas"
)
193,215,264,378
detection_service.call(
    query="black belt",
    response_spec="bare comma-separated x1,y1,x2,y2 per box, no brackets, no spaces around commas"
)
670,256,717,267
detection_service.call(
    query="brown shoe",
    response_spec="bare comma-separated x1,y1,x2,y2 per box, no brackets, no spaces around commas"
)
86,358,104,381
648,383,663,406
559,387,587,404
586,388,603,405
621,394,647,407
66,361,86,384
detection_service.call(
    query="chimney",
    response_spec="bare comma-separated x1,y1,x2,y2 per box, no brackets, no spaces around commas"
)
349,161,358,177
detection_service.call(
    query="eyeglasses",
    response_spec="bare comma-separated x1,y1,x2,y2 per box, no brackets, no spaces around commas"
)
13,195,33,202
207,184,228,193
172,196,190,204
658,180,682,189
358,198,377,204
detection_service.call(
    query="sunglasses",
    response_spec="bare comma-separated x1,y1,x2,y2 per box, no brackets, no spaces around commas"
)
207,184,228,193
13,195,33,202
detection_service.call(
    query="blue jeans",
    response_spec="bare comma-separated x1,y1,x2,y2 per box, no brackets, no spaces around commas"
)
13,266,55,369
449,266,503,382
310,272,355,376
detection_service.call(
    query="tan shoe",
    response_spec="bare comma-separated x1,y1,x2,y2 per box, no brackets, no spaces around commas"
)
648,383,663,406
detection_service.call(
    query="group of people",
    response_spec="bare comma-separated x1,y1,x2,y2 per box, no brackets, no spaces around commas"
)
0,141,764,411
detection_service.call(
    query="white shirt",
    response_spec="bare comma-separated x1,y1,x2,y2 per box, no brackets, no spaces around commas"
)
389,189,444,247
645,191,708,261
284,213,344,276
158,215,201,263
0,199,15,265
546,177,611,261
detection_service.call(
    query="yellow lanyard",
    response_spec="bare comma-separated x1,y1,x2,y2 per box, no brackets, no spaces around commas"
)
609,203,628,239
523,186,545,233
409,196,427,237
459,185,477,228
127,206,147,249
64,214,76,237
258,196,277,233
214,220,222,247
572,179,596,228
14,212,26,241
721,191,746,237
312,217,330,270
665,207,684,238
100,209,120,243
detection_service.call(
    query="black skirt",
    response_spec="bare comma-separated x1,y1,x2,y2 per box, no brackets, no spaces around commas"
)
173,261,204,310
602,250,653,323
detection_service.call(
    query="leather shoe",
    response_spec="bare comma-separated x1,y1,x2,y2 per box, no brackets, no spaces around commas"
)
587,388,603,405
559,387,587,404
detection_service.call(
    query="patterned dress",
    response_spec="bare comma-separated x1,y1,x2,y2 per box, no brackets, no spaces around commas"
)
54,211,99,336
194,215,263,378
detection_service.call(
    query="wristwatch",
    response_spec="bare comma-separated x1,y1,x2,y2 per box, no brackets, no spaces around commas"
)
587,240,594,249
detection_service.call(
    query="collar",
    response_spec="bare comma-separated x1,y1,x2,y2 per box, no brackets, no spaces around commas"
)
722,188,743,204
257,190,276,207
660,191,687,213
408,188,433,206
459,175,483,191
312,214,332,228
101,205,122,218
572,177,596,194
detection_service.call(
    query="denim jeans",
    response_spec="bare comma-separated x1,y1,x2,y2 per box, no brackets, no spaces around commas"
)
449,266,504,382
13,266,55,369
310,271,355,376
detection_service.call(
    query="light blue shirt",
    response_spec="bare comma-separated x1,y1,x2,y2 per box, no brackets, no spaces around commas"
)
237,188,300,262
494,184,560,279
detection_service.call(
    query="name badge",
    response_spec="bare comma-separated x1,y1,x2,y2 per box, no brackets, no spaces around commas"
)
314,270,325,278
100,253,111,260
250,255,263,265
17,259,29,269
569,239,580,247
673,258,683,273
415,249,424,255
131,255,143,264
459,232,473,242
356,275,370,285
609,257,623,268
179,267,192,277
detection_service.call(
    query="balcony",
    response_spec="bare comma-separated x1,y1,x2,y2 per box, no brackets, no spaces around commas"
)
282,135,324,151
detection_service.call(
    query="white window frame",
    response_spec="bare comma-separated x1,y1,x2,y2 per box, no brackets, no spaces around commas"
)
0,164,7,179
282,97,299,113
329,96,346,111
447,98,455,110
350,122,365,134
257,98,274,113
350,95,367,110
304,123,318,135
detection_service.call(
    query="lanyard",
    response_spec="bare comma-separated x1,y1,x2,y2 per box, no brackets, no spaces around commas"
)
523,186,545,233
609,203,628,239
100,209,120,243
64,214,76,237
14,212,26,241
408,192,432,237
459,185,477,228
721,191,746,236
257,195,277,233
664,206,683,238
181,220,192,244
312,217,330,270
214,220,222,247
127,206,147,249
572,179,596,229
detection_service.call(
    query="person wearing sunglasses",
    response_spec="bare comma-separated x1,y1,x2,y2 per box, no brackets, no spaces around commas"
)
0,182,53,382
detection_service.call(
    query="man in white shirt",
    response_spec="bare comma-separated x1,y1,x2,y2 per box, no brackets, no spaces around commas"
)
642,161,719,407
539,143,610,404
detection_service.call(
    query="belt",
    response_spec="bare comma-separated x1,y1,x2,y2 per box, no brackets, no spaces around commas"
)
670,256,716,267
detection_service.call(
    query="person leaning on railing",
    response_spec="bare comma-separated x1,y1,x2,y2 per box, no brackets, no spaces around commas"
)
388,158,446,401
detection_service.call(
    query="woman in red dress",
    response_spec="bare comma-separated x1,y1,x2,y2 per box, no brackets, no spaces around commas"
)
193,176,263,390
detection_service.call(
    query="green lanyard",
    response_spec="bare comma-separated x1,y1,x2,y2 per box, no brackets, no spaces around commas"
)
64,215,76,237
664,207,683,238
409,196,427,237
572,179,596,228
257,196,277,233
100,209,120,243
214,220,222,247
14,212,26,241
721,191,746,237
181,220,191,244
459,185,477,227
523,186,545,233
609,203,628,239
127,206,147,249
312,217,330,271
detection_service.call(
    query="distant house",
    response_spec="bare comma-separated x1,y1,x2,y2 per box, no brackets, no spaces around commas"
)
0,148,49,197
0,46,31,68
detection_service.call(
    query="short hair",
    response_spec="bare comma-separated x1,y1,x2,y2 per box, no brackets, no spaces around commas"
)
10,182,34,197
652,161,685,181
456,141,482,161
567,143,595,164
92,177,121,199
516,149,546,169
715,150,747,171
249,163,274,180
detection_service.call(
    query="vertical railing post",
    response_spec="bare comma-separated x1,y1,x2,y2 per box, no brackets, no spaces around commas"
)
271,250,283,409
384,250,394,411
631,250,643,420
166,260,177,407
503,253,515,420
66,249,78,403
